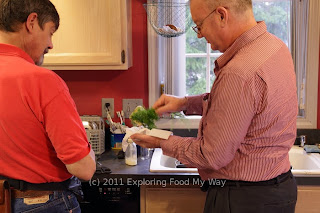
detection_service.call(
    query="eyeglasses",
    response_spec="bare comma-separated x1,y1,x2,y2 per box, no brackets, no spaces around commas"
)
192,8,216,34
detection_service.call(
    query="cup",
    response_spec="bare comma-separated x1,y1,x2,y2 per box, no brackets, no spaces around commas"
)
139,147,153,160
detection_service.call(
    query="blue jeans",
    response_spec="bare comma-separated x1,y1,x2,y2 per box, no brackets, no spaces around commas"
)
12,190,81,213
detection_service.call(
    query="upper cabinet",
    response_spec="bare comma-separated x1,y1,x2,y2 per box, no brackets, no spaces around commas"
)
42,0,132,70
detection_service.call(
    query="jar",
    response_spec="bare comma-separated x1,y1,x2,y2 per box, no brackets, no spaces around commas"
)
125,139,137,166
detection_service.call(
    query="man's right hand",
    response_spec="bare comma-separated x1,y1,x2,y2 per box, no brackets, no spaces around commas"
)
152,94,188,116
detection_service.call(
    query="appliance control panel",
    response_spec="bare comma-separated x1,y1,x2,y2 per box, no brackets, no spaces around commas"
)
80,183,140,213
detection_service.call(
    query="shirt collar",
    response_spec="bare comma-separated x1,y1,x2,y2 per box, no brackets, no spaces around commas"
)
0,43,35,64
214,21,267,74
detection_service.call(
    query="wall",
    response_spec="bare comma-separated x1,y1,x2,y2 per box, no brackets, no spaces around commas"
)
54,0,148,124
54,0,320,128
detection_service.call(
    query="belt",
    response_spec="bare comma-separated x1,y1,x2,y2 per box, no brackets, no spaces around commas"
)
11,189,54,199
205,170,292,189
224,170,292,187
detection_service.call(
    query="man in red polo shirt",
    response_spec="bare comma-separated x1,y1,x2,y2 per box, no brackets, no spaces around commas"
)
0,0,96,212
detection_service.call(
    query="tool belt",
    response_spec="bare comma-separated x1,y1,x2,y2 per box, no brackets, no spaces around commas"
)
0,180,11,213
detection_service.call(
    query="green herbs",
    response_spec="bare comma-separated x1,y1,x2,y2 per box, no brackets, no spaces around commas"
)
129,106,159,129
170,111,185,119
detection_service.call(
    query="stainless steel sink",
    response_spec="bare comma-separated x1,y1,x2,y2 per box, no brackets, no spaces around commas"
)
150,146,320,177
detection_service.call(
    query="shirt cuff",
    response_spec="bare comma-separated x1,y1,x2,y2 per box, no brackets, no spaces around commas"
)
183,93,209,115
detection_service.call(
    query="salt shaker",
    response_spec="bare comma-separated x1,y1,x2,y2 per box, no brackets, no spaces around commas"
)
125,139,137,166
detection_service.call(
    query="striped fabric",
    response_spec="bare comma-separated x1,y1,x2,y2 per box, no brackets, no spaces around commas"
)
161,22,298,181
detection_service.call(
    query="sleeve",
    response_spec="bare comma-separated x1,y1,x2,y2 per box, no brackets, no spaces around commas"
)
161,73,255,170
42,88,91,165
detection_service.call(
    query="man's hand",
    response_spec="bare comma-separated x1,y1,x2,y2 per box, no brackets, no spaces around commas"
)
130,133,163,148
153,94,187,116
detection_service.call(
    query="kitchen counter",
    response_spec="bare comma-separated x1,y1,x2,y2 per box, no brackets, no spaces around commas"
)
91,150,320,186
81,128,320,212
81,150,202,213
89,128,320,186
91,150,201,188
81,149,320,213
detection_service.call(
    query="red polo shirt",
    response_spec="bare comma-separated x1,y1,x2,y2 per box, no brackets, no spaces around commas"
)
0,43,91,183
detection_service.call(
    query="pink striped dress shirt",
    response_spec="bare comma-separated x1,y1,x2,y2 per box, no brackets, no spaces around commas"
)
161,22,298,181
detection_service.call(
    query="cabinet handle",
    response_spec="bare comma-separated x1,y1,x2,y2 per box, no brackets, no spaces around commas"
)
121,50,126,64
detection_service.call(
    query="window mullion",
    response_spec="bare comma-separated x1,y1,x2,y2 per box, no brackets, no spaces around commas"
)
206,44,211,93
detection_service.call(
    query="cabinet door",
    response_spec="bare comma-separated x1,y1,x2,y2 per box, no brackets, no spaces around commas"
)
42,0,132,70
295,186,320,213
140,186,207,213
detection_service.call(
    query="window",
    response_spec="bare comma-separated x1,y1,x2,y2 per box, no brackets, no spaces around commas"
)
148,0,319,129
185,0,291,95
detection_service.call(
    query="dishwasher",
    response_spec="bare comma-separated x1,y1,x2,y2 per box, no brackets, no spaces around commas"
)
80,182,140,213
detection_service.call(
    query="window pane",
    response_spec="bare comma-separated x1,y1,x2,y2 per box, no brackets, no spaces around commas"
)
210,57,217,86
210,49,222,54
185,17,207,53
186,57,207,95
253,1,291,48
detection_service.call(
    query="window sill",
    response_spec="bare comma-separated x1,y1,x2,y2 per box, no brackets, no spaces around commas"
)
297,117,317,129
155,116,316,130
155,116,201,129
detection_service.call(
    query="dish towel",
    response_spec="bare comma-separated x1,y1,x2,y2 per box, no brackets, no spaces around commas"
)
122,127,173,152
304,145,320,153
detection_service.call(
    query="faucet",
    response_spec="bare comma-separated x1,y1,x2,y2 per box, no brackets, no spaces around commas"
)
297,135,306,147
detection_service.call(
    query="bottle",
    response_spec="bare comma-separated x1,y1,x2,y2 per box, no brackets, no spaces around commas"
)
160,80,164,95
125,139,137,166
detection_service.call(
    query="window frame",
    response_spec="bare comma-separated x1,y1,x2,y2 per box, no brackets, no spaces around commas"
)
295,0,319,129
148,0,319,129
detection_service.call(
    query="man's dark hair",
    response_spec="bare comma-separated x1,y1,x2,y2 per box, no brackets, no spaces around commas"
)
0,0,59,32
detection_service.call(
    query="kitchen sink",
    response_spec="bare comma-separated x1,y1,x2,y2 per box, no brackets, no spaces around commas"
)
150,146,320,177
288,146,320,176
150,148,198,173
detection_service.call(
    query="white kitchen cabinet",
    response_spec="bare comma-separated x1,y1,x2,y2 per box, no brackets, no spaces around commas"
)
42,0,132,70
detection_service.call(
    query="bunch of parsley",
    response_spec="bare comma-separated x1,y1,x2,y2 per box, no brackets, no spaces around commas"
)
129,106,159,129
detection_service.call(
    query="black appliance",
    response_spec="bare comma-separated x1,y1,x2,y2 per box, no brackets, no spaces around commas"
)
80,182,140,213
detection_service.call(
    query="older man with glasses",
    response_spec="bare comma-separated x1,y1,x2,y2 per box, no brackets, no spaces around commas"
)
132,0,298,212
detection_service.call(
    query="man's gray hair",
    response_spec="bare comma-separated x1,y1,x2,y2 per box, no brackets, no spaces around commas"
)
0,0,59,32
203,0,253,13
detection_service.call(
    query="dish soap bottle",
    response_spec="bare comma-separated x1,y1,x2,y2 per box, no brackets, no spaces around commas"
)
125,139,137,166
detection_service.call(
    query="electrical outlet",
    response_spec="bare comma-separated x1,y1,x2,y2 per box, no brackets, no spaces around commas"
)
122,99,143,118
102,98,114,118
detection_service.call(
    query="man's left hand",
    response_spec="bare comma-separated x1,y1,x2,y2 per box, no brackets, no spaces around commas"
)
130,133,163,148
